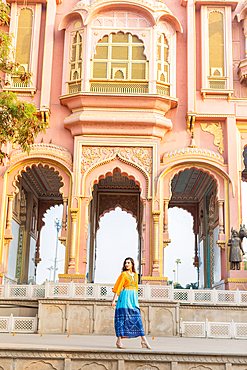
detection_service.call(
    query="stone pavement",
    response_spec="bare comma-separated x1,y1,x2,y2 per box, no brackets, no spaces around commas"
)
0,334,245,355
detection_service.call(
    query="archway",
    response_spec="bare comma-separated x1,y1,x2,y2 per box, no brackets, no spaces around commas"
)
168,168,220,288
94,207,139,283
165,207,196,287
6,164,68,283
87,168,143,283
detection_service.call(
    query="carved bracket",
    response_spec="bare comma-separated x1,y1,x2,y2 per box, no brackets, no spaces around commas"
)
216,240,226,250
200,122,224,155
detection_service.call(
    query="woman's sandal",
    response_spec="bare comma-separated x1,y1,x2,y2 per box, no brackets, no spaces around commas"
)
141,341,152,350
116,342,126,349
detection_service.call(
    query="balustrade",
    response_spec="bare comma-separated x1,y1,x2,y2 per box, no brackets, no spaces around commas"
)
0,281,245,305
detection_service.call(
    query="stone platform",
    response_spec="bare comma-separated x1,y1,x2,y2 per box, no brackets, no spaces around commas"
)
0,334,246,370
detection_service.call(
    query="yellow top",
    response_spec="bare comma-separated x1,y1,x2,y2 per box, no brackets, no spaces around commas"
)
112,271,138,296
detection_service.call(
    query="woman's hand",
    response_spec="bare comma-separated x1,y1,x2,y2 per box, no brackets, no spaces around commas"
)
111,293,117,308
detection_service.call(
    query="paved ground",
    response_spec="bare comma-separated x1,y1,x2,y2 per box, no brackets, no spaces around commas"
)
0,334,245,355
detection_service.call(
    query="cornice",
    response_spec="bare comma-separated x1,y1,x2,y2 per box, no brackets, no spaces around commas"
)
0,349,246,362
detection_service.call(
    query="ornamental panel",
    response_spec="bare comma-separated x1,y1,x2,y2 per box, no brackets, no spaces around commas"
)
81,146,153,175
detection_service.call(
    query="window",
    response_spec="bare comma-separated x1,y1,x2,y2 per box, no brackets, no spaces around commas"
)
208,11,225,89
69,32,83,82
157,34,169,83
92,32,148,80
12,8,33,87
67,31,84,93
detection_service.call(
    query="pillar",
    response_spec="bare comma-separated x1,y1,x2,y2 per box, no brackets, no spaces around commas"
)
152,211,160,276
3,195,14,274
244,17,247,58
68,208,78,273
59,197,68,246
216,201,227,280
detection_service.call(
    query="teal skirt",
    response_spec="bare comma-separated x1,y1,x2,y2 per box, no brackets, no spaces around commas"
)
114,288,145,338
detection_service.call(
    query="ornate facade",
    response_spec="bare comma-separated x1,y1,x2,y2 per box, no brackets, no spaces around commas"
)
1,0,247,289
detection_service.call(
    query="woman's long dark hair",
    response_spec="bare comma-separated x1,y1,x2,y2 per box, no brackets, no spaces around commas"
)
122,257,136,273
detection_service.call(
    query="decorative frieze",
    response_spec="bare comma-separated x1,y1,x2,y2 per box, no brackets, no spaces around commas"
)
81,146,153,175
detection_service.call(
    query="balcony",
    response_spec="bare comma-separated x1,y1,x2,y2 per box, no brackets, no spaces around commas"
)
60,78,178,138
201,76,233,101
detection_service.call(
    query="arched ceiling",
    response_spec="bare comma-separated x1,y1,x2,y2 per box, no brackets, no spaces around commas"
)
171,169,214,202
19,165,63,199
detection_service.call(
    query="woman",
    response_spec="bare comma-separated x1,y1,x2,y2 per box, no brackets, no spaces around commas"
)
111,257,152,349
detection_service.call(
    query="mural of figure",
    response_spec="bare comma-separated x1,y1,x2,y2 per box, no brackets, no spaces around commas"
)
228,229,245,270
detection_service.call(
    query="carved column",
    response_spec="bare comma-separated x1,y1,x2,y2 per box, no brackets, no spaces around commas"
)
68,208,78,271
152,211,160,276
3,195,14,273
6,195,14,231
62,198,68,231
163,199,171,247
59,197,68,247
217,201,226,250
218,201,224,235
163,200,169,234
244,17,247,58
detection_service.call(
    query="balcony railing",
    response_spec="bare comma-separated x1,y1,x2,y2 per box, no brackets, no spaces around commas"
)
89,80,149,94
208,76,227,90
0,281,247,305
156,82,170,96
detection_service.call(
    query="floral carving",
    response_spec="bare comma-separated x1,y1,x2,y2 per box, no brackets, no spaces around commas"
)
81,146,152,174
200,123,224,155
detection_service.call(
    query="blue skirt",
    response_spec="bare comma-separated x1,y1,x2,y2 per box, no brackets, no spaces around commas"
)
114,288,145,338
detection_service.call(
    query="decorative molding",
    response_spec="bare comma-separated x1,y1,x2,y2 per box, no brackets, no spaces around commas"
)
217,240,226,250
81,146,153,175
0,349,246,363
141,276,167,281
9,143,73,169
224,278,247,283
58,274,86,278
200,123,224,155
162,147,224,163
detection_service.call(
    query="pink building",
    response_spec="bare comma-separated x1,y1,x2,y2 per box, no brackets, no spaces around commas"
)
1,0,247,289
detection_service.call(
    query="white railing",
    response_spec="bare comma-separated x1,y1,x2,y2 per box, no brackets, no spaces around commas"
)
180,319,247,339
0,281,247,305
0,314,38,333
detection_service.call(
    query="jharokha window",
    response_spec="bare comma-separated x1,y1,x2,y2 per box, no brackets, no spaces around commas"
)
91,32,149,94
208,11,225,89
156,33,170,96
68,30,83,93
12,8,33,87
157,34,169,83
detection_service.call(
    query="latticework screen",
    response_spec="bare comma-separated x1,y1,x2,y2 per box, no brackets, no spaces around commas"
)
92,32,148,80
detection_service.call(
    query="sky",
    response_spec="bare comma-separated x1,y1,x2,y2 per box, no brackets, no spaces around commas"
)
37,182,247,286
